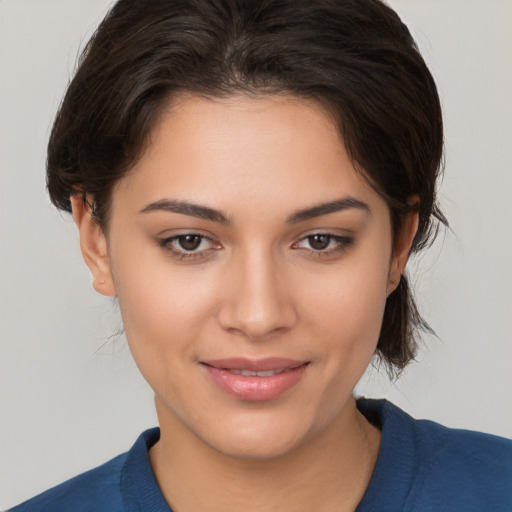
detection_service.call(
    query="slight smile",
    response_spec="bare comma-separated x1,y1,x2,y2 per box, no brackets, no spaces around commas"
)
201,358,310,402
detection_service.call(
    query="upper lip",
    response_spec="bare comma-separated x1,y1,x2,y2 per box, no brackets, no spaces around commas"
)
201,357,308,372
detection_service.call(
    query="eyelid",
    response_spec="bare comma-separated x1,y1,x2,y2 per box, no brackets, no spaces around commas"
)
155,225,219,238
156,229,354,261
292,232,355,255
158,232,222,261
292,227,355,242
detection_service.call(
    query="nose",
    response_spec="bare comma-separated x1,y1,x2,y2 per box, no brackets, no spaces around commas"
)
217,249,297,340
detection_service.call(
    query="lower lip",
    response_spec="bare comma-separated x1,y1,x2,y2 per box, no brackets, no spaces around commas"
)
202,364,308,401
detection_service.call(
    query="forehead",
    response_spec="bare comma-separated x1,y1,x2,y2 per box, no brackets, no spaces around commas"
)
113,94,386,218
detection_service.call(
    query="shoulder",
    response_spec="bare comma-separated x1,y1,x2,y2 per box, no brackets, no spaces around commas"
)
416,413,512,470
7,427,163,512
413,415,512,509
7,452,128,512
357,398,512,511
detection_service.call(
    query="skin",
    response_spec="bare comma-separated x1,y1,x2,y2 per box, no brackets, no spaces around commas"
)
72,94,418,512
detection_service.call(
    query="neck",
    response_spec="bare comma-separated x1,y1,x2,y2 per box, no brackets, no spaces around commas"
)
149,396,381,512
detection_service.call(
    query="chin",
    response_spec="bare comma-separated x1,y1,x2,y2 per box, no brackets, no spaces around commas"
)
206,426,307,462
194,404,334,462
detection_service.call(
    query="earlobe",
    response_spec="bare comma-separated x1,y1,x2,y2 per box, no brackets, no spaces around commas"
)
387,208,419,295
70,195,116,297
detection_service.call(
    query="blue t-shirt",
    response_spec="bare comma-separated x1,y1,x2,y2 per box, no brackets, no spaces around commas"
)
8,399,512,511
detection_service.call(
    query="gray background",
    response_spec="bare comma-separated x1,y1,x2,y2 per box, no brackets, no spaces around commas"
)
1,0,511,508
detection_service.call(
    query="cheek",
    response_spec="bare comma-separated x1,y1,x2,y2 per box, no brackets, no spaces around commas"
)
307,254,389,330
111,250,219,369
300,252,390,373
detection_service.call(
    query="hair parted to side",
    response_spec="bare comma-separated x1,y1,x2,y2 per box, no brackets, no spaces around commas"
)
47,0,447,373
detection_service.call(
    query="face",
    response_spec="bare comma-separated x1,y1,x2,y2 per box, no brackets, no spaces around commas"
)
75,94,413,460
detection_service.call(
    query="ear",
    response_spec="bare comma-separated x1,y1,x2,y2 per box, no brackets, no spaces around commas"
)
70,195,116,297
387,202,419,295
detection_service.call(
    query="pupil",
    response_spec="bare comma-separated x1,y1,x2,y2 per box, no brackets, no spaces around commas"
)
179,235,201,251
309,234,330,250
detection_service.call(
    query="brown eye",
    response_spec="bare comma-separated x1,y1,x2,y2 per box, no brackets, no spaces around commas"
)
159,233,219,260
307,234,331,250
177,235,203,251
294,233,354,255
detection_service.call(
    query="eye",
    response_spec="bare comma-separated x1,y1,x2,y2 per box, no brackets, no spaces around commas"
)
174,234,205,251
304,234,332,251
293,233,354,255
159,233,219,260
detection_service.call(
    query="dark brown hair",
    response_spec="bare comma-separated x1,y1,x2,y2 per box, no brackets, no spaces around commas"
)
47,0,447,372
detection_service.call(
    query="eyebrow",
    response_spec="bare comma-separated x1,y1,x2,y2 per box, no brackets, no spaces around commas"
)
286,197,370,223
140,196,370,224
140,199,230,224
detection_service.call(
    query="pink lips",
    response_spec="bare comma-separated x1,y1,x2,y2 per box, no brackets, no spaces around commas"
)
201,357,309,401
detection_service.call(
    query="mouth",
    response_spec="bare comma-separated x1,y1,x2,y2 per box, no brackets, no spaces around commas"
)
228,368,292,377
200,358,310,402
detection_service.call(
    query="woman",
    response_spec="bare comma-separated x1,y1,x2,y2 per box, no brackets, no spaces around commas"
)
6,0,511,511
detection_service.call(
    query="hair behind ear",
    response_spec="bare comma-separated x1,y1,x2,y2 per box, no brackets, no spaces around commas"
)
377,274,433,375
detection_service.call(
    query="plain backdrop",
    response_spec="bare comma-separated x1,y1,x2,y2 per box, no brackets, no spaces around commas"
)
1,0,511,508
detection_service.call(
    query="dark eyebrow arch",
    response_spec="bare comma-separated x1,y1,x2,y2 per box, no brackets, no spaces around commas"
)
140,199,230,224
286,197,370,224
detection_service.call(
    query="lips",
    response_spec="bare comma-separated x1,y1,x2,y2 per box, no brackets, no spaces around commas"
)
201,358,309,401
229,368,288,377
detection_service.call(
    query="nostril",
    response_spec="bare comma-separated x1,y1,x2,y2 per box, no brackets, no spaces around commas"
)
218,303,296,340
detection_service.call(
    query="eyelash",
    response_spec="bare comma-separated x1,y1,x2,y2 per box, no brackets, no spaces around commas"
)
292,234,355,257
159,233,354,261
159,234,219,261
